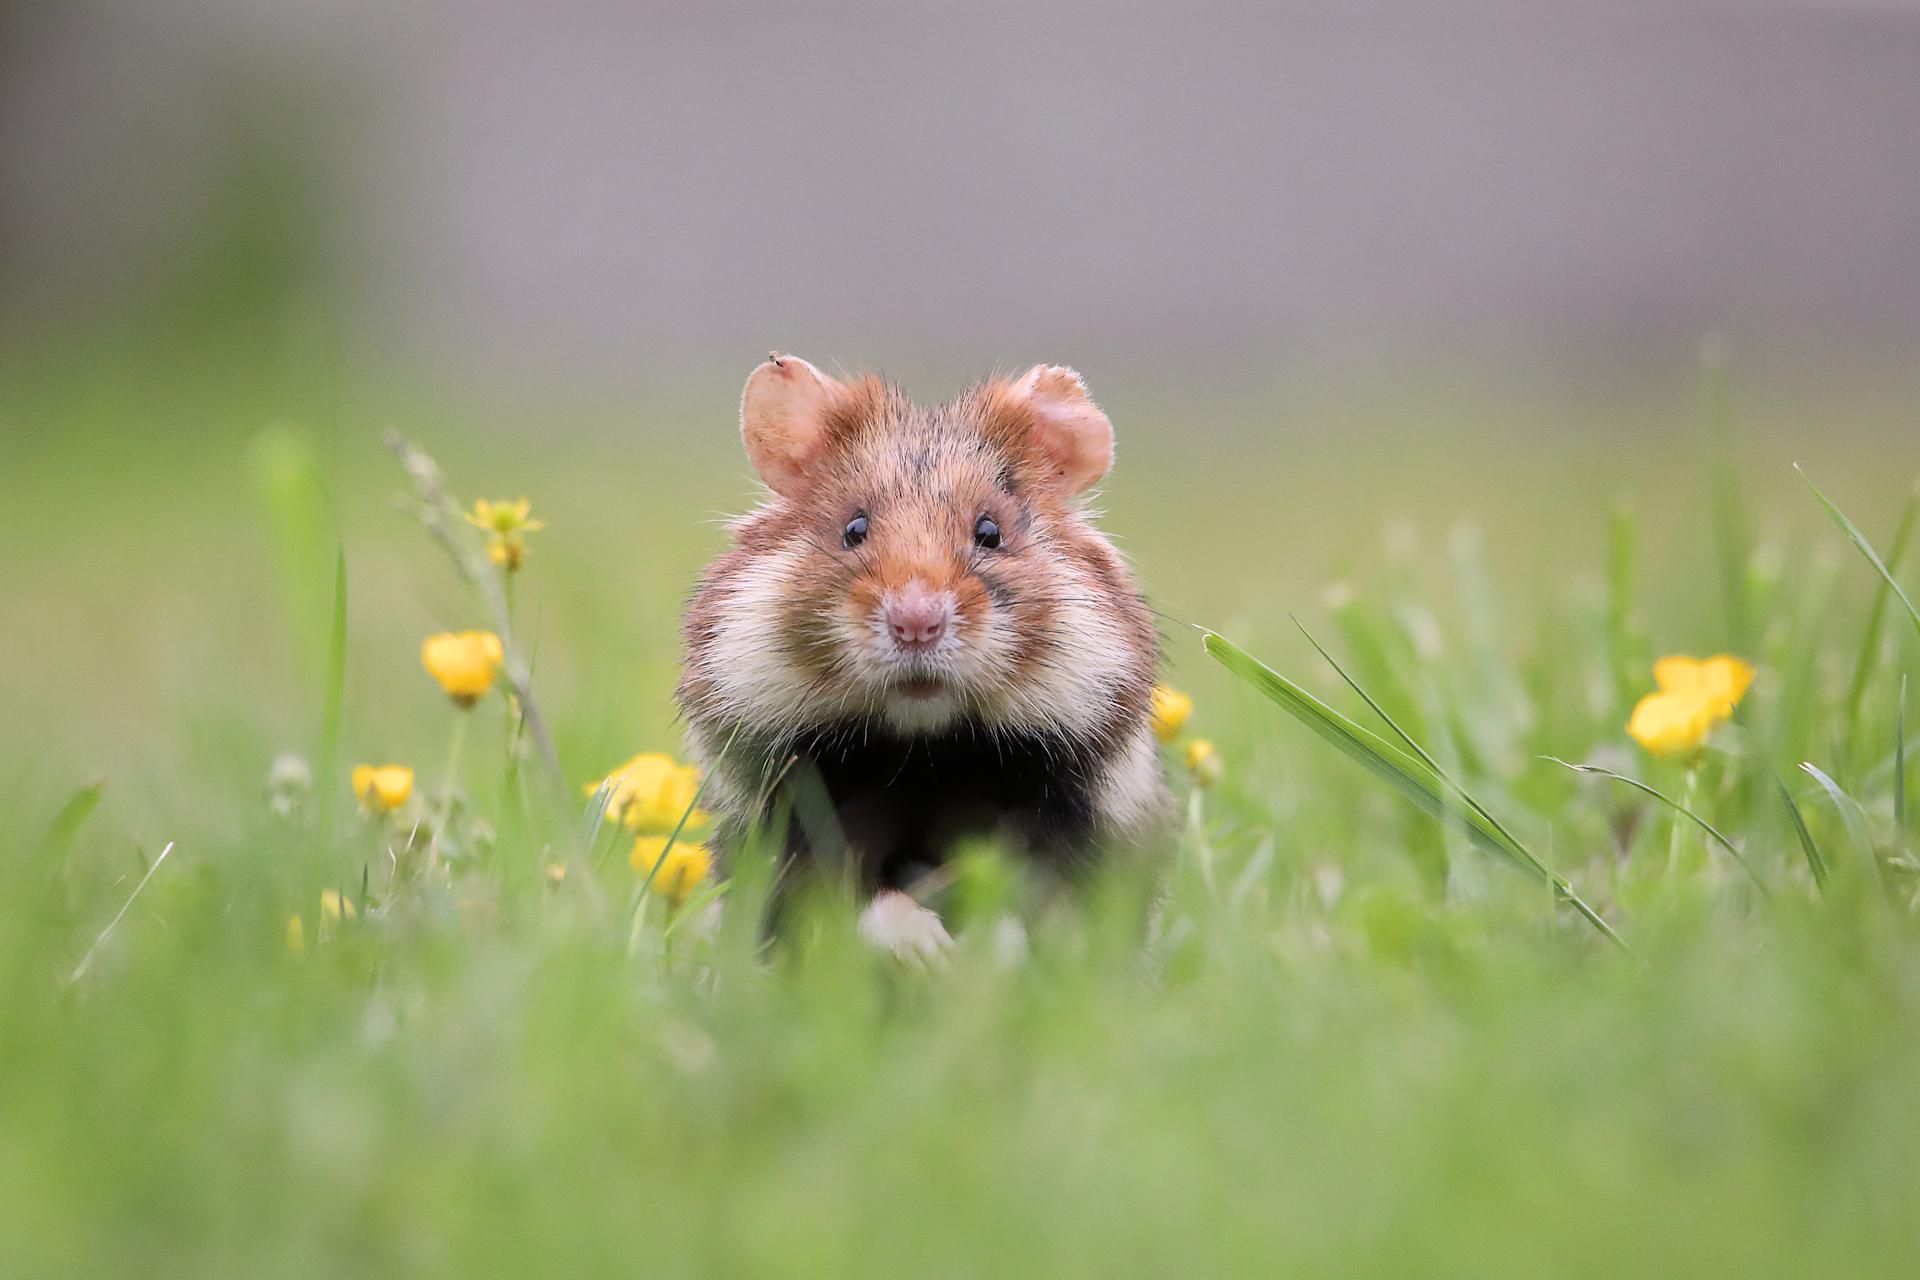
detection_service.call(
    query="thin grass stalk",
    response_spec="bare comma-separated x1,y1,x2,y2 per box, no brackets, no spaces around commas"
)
68,842,175,983
1840,484,1918,750
1897,676,1908,836
628,723,741,924
583,780,617,868
1543,757,1772,898
1798,465,1920,644
427,710,469,873
1668,764,1700,882
1802,761,1884,888
1774,775,1829,892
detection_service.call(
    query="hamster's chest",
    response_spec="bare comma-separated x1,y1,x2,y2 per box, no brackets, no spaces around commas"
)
784,724,1101,881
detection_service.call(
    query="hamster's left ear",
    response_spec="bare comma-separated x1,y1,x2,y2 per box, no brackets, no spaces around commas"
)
1007,364,1113,495
740,353,846,496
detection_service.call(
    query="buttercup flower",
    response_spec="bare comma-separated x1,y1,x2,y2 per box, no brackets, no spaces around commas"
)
1627,692,1718,759
631,835,712,904
587,753,708,833
285,915,306,953
1628,654,1755,758
1184,738,1223,788
351,763,414,813
422,631,504,706
1151,685,1194,743
320,889,356,921
465,497,545,571
1652,655,1755,718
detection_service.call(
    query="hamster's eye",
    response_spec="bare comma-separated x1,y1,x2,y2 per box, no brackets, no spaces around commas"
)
842,513,870,549
973,515,1002,550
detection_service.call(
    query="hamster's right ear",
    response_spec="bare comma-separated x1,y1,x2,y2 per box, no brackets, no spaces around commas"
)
740,353,845,496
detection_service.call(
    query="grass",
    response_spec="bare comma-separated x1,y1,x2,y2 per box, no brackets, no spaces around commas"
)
4,351,1920,1276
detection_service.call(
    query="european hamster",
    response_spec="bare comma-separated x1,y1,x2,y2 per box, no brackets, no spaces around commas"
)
679,355,1169,953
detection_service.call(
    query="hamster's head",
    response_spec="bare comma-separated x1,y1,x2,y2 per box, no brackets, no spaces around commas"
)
693,355,1151,739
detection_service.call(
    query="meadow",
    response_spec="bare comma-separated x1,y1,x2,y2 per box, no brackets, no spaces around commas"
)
5,345,1920,1277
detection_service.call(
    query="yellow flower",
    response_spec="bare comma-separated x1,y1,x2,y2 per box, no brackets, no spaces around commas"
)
587,753,709,834
1184,737,1223,788
285,914,306,953
1151,685,1194,743
350,763,414,812
422,631,504,706
543,862,567,888
1627,654,1754,758
1652,654,1755,718
466,497,545,535
1628,691,1718,758
465,498,545,571
631,835,712,903
320,889,356,921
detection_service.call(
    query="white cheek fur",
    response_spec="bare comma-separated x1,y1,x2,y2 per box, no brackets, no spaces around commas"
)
968,539,1137,742
697,544,821,732
697,517,1143,746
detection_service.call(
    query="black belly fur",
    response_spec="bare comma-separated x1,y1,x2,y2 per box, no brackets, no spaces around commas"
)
765,721,1106,888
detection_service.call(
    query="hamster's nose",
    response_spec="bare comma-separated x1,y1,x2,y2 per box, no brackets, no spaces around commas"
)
885,584,953,650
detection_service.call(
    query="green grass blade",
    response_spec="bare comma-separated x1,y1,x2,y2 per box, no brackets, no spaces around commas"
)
1859,732,1920,792
1773,775,1828,893
1841,484,1918,746
1801,761,1881,885
1542,757,1773,898
43,780,106,866
1897,675,1908,834
1208,631,1527,871
631,783,712,915
1296,618,1540,871
583,780,618,869
1204,631,1628,951
1798,465,1920,644
69,841,175,984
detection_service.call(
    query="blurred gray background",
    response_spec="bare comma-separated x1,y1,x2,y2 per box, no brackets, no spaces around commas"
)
4,0,1919,396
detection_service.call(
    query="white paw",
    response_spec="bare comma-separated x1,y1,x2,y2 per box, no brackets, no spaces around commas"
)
857,890,953,965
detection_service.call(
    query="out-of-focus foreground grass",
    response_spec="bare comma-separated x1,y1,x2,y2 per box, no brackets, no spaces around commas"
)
3,345,1919,1276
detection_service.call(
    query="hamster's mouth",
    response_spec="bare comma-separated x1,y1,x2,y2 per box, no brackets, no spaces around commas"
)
891,676,947,701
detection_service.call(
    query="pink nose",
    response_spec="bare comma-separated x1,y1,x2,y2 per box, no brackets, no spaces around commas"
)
886,586,952,650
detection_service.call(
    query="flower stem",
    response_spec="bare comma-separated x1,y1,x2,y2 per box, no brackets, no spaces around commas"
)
1668,761,1701,881
428,711,470,874
1185,785,1214,895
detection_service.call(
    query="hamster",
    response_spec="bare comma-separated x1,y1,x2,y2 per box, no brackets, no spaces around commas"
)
678,354,1169,953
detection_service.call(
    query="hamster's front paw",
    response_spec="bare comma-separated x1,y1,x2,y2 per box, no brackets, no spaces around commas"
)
857,889,953,966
